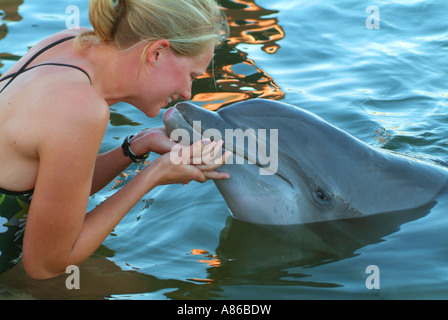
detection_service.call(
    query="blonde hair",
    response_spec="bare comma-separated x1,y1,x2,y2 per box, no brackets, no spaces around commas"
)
78,0,229,57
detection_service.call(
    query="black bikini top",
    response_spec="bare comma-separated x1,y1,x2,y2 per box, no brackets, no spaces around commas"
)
0,36,91,92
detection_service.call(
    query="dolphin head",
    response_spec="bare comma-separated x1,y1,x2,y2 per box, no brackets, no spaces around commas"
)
164,99,447,225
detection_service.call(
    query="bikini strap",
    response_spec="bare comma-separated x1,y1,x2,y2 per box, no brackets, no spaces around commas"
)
0,36,91,94
0,62,92,85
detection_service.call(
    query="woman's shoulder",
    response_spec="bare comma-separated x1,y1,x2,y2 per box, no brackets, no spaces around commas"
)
29,80,109,156
39,77,108,122
36,28,93,48
24,29,107,119
2,28,94,80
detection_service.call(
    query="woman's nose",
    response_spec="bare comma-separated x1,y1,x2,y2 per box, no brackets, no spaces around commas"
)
180,86,192,101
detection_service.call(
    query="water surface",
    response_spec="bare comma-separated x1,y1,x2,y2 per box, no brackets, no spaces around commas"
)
1,0,448,300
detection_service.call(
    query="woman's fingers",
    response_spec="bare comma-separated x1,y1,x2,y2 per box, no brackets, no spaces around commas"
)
165,139,231,184
173,139,228,166
200,140,225,165
169,139,202,164
203,170,230,180
196,150,232,171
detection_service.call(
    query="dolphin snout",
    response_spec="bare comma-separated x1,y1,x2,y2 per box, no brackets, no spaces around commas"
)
163,106,177,123
163,106,188,137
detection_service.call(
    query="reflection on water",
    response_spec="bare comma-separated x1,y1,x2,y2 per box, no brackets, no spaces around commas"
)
222,0,284,53
0,0,284,108
0,0,23,71
2,0,448,300
0,0,23,22
0,203,432,299
0,202,431,299
205,205,432,291
191,0,285,110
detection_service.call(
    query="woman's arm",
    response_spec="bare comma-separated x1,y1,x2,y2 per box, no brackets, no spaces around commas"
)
21,93,228,280
71,145,227,273
90,127,176,195
90,146,133,195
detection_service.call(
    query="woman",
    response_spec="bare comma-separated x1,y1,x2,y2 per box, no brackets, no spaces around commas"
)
0,0,230,279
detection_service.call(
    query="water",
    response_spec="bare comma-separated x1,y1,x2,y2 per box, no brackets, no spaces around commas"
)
0,0,448,300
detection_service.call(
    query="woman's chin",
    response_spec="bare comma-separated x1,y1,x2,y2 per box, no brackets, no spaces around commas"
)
144,103,165,117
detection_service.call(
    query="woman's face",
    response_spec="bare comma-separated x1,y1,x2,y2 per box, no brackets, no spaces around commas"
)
136,43,215,117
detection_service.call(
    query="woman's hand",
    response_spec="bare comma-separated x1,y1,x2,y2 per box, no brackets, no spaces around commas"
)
131,127,176,156
149,139,231,186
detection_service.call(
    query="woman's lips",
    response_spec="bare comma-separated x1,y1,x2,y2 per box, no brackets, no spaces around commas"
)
164,96,174,107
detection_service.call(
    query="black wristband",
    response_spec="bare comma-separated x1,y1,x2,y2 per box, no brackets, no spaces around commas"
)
121,135,149,164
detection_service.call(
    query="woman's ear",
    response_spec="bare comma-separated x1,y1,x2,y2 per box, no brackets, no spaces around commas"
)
147,39,171,66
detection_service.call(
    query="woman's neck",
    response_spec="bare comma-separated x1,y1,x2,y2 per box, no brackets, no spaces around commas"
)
84,42,144,106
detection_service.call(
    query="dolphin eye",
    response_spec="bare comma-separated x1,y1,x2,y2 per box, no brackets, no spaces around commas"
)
314,188,331,205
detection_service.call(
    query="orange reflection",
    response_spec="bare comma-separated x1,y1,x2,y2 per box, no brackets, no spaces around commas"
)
198,258,222,267
0,0,23,22
194,92,250,111
191,0,285,110
224,0,285,53
191,249,209,255
189,278,214,284
191,248,222,267
111,172,128,190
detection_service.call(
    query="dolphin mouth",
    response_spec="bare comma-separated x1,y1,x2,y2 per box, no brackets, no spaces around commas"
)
164,105,261,165
164,105,248,160
164,104,292,185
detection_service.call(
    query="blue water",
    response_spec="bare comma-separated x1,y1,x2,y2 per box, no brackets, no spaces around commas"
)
1,0,448,299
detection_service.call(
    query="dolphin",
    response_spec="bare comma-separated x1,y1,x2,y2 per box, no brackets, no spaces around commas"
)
163,99,448,225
